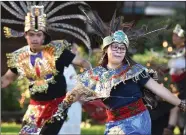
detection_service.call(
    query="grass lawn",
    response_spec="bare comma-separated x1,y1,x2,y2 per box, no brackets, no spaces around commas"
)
1,123,105,135
1,122,181,135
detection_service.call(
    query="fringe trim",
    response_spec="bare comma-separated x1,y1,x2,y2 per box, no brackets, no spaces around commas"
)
76,64,158,99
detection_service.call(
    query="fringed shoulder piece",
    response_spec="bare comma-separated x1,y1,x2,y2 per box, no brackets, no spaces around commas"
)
6,45,30,70
6,40,70,71
76,63,156,99
47,40,71,60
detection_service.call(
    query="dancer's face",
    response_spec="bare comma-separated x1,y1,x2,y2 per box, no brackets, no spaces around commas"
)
107,42,126,65
25,30,45,51
172,33,185,47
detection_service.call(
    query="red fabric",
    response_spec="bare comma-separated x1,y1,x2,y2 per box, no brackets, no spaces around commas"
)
106,98,147,122
82,99,108,123
30,96,65,127
35,65,41,78
171,71,186,82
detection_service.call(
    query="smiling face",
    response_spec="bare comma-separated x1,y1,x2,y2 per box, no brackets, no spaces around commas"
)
25,30,45,51
106,42,127,65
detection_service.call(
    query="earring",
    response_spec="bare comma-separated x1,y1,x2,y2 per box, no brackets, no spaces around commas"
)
99,53,106,64
125,57,130,66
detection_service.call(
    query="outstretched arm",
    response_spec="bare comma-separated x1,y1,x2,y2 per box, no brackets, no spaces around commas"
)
72,55,92,70
52,83,97,122
144,78,182,107
64,83,97,105
1,69,18,88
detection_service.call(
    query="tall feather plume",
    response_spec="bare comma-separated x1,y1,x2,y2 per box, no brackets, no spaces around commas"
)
26,1,31,11
9,2,25,16
91,10,109,36
38,1,43,6
42,1,50,8
32,1,36,6
79,5,108,38
50,23,91,46
1,19,24,25
47,2,88,18
45,2,55,13
49,27,91,51
126,24,169,41
2,1,92,54
1,2,24,20
19,1,28,13
113,16,124,32
109,9,117,34
48,15,86,23
121,21,135,32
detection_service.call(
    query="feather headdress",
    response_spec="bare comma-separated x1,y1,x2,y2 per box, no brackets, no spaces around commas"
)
2,1,91,51
79,5,169,50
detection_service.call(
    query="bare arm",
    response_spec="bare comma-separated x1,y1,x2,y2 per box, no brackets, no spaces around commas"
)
1,69,18,88
72,55,92,70
144,78,181,106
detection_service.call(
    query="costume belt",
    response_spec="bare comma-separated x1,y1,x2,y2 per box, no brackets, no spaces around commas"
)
106,98,146,122
30,96,65,127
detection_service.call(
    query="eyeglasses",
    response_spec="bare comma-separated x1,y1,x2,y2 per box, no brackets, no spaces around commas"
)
110,44,126,53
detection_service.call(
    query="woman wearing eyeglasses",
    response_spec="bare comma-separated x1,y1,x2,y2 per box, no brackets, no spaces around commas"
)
49,7,186,135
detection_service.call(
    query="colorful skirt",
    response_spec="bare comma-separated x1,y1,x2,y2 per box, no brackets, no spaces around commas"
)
104,98,151,135
104,110,151,135
19,96,65,134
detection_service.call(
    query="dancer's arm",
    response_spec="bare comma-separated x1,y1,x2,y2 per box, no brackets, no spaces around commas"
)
1,69,18,88
72,55,92,70
64,83,97,105
144,78,185,111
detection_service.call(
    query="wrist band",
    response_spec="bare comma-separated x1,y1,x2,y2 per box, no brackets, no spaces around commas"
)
178,99,186,112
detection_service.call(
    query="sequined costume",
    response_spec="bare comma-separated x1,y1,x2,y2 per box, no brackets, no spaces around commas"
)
2,2,91,134
78,64,155,135
52,6,163,135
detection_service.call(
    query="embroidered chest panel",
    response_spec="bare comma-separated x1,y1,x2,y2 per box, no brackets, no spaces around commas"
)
7,40,69,94
18,47,56,80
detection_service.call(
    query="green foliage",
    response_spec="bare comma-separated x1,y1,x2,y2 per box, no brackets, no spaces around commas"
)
1,79,30,112
132,50,173,90
133,8,185,91
1,123,105,135
1,122,21,133
132,50,168,65
135,9,185,52
81,125,105,135
1,82,22,111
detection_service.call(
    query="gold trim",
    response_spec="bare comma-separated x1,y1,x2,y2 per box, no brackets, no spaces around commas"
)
6,40,69,94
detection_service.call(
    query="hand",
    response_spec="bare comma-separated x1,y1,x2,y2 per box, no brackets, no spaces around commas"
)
72,56,92,70
1,70,18,88
1,77,9,88
64,91,79,104
82,60,92,70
